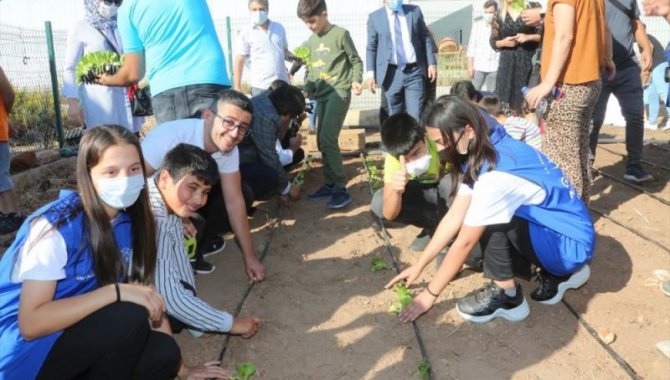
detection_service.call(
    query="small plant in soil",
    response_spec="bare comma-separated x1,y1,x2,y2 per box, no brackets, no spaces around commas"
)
229,362,256,380
388,283,413,315
292,155,312,187
76,51,123,85
371,257,389,272
417,360,431,379
363,156,383,191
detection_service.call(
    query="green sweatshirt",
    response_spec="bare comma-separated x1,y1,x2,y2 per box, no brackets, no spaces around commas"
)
304,25,363,99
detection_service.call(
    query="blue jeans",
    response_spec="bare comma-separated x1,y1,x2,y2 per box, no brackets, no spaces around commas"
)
643,63,669,125
151,83,230,124
591,62,644,169
382,64,425,122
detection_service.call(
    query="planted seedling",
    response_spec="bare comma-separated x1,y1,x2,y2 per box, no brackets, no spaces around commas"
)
371,257,389,272
388,283,413,315
363,156,383,191
229,362,256,380
292,155,313,187
417,360,431,379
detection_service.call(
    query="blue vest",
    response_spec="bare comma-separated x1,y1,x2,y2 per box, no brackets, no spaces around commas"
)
478,124,595,276
0,191,133,379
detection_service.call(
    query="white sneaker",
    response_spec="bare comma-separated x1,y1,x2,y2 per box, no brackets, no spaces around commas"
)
644,122,658,130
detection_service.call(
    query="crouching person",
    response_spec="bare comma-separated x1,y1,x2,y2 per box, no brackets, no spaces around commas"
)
151,144,261,340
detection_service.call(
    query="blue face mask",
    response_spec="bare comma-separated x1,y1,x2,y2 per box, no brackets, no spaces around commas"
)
386,0,403,12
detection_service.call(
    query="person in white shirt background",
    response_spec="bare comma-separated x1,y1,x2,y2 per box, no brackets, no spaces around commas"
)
467,0,501,92
233,0,295,96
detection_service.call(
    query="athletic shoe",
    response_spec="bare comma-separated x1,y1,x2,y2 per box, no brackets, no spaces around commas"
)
308,184,335,200
326,188,352,209
530,265,590,305
200,236,226,258
457,282,529,323
644,122,658,131
410,229,432,252
191,258,215,275
623,166,654,183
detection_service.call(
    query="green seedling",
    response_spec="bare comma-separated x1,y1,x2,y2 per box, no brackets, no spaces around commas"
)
293,46,312,68
363,156,383,191
371,257,389,272
388,283,413,315
184,236,197,260
230,362,256,380
292,155,313,187
417,360,431,379
75,51,123,85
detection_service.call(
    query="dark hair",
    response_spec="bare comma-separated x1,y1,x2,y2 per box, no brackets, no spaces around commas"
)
268,79,289,92
297,0,327,18
424,96,497,196
450,80,478,102
381,113,424,158
268,84,306,118
161,143,219,187
249,0,268,9
76,125,157,285
480,95,503,116
484,0,497,10
209,89,254,116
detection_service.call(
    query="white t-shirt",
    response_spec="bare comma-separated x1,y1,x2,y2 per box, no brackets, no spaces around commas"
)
234,21,289,89
11,217,67,283
460,171,546,227
141,118,239,174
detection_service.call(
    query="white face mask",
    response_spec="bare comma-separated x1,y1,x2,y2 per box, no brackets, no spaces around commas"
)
484,13,495,23
406,154,432,177
95,174,145,210
251,10,268,25
97,2,119,19
386,0,403,12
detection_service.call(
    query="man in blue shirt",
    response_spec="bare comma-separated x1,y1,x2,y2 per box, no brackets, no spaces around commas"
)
99,0,231,124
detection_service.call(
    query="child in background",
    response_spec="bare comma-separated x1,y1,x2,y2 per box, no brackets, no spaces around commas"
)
480,94,542,151
0,125,187,379
297,0,364,209
151,143,261,339
0,65,24,234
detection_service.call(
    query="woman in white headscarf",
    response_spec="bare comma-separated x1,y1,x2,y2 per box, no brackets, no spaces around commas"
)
63,0,137,131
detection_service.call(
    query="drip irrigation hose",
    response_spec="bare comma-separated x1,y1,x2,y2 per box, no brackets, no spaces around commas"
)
589,206,670,254
597,145,670,172
593,168,670,207
361,152,435,380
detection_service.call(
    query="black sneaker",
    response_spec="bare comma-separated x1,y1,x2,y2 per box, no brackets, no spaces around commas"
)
457,282,529,323
200,236,226,258
410,229,432,252
0,213,25,235
531,265,590,305
326,188,352,209
623,166,654,183
308,184,335,200
191,258,216,275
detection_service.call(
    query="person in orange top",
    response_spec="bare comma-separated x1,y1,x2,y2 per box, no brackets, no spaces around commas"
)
525,0,614,201
0,66,24,234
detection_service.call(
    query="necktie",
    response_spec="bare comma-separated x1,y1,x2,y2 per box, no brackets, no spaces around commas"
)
393,11,407,70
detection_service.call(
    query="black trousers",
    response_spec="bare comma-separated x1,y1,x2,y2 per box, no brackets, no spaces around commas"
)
37,302,180,380
480,217,542,281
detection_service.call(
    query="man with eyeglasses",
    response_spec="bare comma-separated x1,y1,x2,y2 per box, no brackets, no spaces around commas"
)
141,90,266,283
98,0,231,124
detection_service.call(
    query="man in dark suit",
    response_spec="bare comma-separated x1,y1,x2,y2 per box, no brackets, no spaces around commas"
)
366,0,437,122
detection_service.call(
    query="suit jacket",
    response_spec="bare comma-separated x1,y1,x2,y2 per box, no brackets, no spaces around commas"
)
366,4,437,85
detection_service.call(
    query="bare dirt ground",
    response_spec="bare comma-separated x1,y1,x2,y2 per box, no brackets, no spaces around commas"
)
2,125,668,379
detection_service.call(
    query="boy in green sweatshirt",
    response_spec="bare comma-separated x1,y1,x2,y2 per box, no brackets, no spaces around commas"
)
297,0,363,209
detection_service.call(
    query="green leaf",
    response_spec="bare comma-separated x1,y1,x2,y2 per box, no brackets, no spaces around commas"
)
371,257,389,272
388,283,413,315
418,360,431,379
234,362,256,380
293,46,312,67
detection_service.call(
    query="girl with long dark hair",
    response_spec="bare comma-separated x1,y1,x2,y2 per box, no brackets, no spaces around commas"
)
386,96,595,324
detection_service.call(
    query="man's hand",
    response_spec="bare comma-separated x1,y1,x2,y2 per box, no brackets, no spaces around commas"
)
289,134,303,152
643,0,670,19
352,81,363,96
366,77,377,94
521,8,543,27
244,255,266,283
428,64,438,83
179,361,230,380
288,183,301,201
603,57,616,82
390,155,409,194
230,316,261,338
640,50,653,73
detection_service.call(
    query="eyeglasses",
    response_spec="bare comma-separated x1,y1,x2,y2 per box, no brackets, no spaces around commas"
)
103,0,123,6
211,111,252,137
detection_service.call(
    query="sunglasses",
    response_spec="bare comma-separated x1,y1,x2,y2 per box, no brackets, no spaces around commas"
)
102,0,123,6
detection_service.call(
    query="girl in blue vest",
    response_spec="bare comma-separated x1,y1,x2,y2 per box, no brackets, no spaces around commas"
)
0,125,181,379
386,95,595,324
